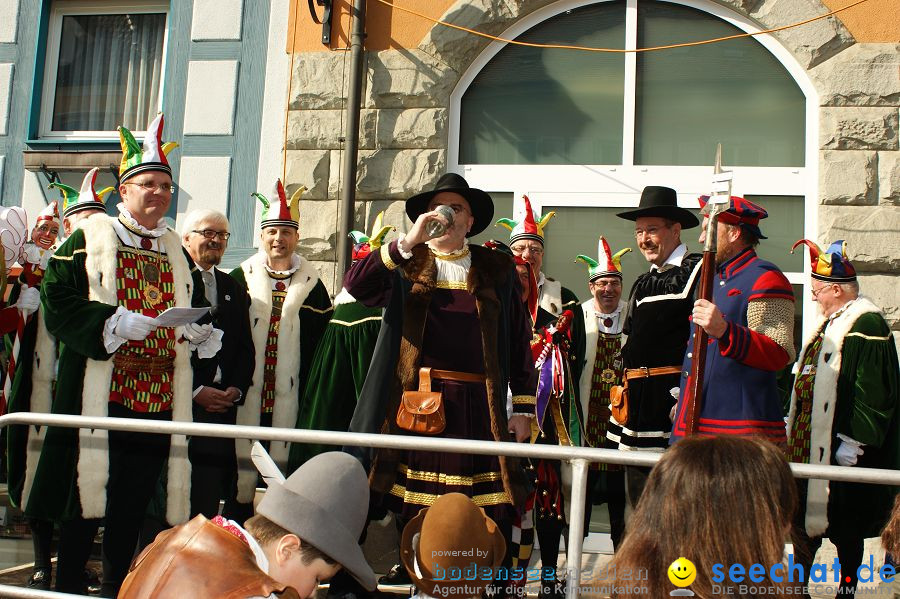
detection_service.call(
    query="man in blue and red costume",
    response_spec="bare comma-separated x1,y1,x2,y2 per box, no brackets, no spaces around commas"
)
345,173,536,586
671,196,795,443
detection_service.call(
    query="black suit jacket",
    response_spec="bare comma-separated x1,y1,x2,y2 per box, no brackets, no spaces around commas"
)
191,266,255,424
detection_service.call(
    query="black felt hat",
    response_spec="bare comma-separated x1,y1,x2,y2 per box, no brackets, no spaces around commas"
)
406,173,494,237
616,186,699,229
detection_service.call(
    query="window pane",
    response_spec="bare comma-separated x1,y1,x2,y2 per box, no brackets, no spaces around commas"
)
744,195,804,272
459,2,626,165
467,193,515,247
635,1,805,167
539,206,646,297
52,13,166,132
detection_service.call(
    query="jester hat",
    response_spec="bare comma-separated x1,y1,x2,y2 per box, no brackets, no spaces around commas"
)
50,168,115,218
576,237,631,281
698,195,768,239
791,239,857,283
350,211,394,261
254,179,304,229
497,195,556,246
34,200,60,226
118,113,179,183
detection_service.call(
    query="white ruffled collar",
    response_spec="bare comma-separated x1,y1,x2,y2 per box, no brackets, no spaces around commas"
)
116,203,168,238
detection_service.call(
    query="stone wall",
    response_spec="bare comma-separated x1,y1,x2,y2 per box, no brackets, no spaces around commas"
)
286,0,899,349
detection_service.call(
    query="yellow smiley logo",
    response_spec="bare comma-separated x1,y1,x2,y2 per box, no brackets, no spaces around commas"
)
667,557,697,587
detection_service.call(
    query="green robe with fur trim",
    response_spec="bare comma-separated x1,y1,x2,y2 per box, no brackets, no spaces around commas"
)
25,218,199,524
229,255,332,502
787,297,900,538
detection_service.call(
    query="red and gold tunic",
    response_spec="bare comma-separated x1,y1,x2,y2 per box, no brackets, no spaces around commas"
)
261,277,289,414
787,328,825,464
108,245,177,413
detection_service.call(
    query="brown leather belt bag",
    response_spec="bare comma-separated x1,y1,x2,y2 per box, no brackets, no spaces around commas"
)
609,366,681,426
396,368,486,435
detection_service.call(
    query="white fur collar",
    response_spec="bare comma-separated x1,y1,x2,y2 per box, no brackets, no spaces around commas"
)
234,252,321,502
787,295,884,536
75,215,194,525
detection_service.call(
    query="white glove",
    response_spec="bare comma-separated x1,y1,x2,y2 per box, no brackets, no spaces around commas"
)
182,322,214,345
835,440,864,466
113,312,158,341
15,286,40,317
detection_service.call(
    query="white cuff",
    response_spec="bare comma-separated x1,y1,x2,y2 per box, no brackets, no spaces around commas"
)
513,412,536,419
193,386,203,398
102,306,130,353
191,327,224,359
837,433,865,447
396,238,414,259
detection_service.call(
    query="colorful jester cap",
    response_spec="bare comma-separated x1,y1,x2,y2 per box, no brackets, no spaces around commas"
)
350,211,394,262
50,168,115,218
496,194,556,246
791,239,857,283
34,200,60,227
118,113,179,183
576,237,631,281
254,179,304,229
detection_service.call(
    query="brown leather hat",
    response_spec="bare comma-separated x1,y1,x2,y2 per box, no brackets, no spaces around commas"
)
400,494,506,599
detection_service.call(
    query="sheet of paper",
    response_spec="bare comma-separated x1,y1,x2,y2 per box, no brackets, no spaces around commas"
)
152,307,210,327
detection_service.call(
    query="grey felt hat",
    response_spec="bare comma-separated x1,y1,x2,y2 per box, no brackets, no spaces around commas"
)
256,452,377,590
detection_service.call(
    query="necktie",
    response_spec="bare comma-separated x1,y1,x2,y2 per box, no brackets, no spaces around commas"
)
201,270,216,307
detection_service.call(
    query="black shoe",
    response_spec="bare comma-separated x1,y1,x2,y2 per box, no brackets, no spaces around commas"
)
538,577,565,599
378,564,411,586
28,569,51,590
84,568,101,594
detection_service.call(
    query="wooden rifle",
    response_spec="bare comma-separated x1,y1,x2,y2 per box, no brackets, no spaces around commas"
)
683,144,732,436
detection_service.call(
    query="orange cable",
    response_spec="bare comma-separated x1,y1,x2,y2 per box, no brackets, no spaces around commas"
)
371,0,868,53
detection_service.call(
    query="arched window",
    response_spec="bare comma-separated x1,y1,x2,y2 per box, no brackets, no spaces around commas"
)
452,0,817,339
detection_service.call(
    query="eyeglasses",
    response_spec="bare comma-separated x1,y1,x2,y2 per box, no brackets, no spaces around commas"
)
192,229,231,241
634,225,669,239
511,244,544,256
810,284,833,298
125,181,177,194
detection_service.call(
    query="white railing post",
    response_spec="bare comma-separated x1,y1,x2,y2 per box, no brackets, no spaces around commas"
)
564,458,589,599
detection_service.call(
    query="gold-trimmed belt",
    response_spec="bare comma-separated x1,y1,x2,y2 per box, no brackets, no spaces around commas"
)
113,354,175,375
624,366,681,381
430,369,487,384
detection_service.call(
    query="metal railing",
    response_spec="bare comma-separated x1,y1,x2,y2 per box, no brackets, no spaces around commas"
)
0,412,898,599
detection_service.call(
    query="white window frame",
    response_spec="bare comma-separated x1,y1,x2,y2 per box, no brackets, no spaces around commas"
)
39,0,169,140
448,0,820,339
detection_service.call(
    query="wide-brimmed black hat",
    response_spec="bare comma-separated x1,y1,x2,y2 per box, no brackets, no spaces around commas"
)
616,186,699,229
406,173,494,237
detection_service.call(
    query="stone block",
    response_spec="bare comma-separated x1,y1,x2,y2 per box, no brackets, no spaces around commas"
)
290,53,352,110
308,260,339,296
857,274,900,335
366,199,411,237
879,151,900,205
376,108,448,149
820,108,899,151
354,149,446,201
750,0,853,69
284,150,330,199
420,0,558,73
286,109,376,150
365,50,458,109
810,44,900,107
819,150,877,205
817,205,900,273
298,199,339,261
